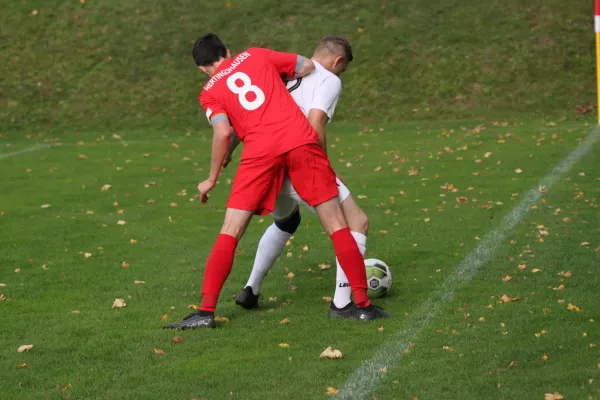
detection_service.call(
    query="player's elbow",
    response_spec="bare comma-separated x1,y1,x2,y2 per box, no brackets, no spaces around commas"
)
213,121,232,140
295,58,315,78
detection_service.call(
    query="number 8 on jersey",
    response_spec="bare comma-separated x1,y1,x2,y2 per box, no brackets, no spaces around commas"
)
227,72,265,111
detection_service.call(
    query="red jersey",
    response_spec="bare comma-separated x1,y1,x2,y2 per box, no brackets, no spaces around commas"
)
199,47,319,160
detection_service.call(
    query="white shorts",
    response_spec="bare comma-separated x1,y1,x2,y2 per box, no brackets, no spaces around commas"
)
270,177,351,220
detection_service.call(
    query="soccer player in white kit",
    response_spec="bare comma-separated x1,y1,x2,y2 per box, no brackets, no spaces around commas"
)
225,37,373,319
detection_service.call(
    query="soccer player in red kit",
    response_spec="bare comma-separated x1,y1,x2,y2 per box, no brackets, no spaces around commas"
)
165,34,389,329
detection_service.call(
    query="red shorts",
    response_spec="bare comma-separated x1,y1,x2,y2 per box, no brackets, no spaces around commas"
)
227,144,338,215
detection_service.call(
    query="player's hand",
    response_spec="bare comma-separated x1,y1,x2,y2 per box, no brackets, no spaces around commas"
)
222,151,233,168
197,179,216,204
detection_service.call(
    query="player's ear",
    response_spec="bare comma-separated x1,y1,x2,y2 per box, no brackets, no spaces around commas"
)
333,55,344,68
226,49,231,59
199,65,209,76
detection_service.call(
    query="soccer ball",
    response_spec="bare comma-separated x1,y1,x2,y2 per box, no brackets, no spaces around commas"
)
365,258,392,298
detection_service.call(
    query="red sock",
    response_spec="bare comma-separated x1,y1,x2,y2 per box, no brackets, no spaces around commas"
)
330,227,370,307
199,234,238,312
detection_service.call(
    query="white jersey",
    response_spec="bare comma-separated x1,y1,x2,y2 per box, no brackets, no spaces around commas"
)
285,60,342,121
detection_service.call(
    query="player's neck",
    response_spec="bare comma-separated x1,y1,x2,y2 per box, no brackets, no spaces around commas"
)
205,58,227,78
311,57,324,66
311,57,331,71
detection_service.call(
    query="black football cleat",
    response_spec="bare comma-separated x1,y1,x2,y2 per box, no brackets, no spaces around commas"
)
235,286,260,309
356,304,391,321
328,301,358,319
163,311,216,330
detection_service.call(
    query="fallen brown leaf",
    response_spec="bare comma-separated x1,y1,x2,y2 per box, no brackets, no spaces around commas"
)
112,298,127,308
17,345,33,353
500,294,520,303
326,387,339,396
279,318,290,324
171,336,184,344
153,348,165,355
322,296,333,302
160,314,168,321
544,392,563,400
567,303,581,312
320,347,343,359
16,363,28,369
279,343,290,348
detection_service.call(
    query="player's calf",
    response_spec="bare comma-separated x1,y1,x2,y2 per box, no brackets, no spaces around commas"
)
344,203,368,236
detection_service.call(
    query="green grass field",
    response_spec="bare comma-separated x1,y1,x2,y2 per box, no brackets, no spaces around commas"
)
1,120,599,399
0,0,597,132
2,0,600,398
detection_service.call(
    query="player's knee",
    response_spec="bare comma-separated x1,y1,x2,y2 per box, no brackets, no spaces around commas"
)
220,209,253,240
274,209,301,234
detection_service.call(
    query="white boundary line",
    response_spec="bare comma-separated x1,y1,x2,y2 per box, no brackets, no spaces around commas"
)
338,127,600,399
0,144,52,160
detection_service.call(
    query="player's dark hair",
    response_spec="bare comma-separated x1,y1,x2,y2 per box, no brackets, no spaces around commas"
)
192,33,228,66
315,36,353,63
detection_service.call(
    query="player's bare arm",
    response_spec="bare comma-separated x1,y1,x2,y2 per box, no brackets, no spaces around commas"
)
307,108,329,155
222,132,241,168
198,119,232,203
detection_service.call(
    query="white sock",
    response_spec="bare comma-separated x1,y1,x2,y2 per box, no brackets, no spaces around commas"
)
245,223,291,295
333,231,367,308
